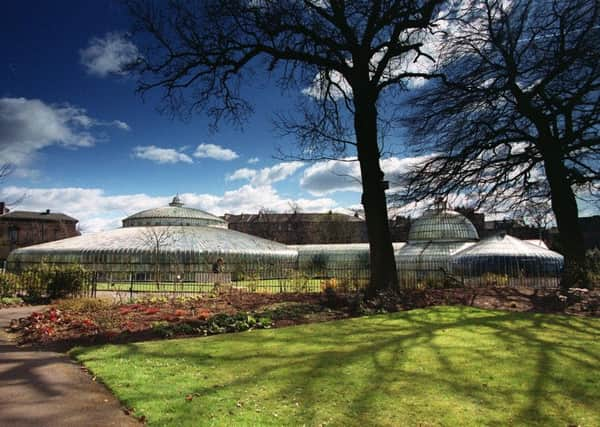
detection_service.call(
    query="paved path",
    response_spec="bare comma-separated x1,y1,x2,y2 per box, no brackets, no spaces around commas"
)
0,306,139,427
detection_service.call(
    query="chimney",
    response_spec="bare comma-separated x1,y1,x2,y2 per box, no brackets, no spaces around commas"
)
0,202,4,214
43,209,50,215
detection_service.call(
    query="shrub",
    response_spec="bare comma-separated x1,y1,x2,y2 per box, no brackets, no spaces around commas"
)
0,272,20,297
587,249,600,273
19,270,46,301
21,264,89,300
586,250,600,287
46,265,88,299
320,278,338,292
231,268,245,282
481,273,510,287
0,296,24,306
55,298,111,313
290,273,311,292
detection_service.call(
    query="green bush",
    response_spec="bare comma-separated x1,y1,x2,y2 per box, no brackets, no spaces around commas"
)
47,264,88,298
586,249,600,287
19,270,46,301
480,273,510,287
0,296,23,306
587,249,600,273
0,272,20,297
19,264,89,300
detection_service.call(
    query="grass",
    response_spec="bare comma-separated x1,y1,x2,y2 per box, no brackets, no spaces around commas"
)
71,306,600,426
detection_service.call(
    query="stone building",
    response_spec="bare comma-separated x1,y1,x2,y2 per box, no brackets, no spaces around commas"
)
224,211,368,244
0,202,80,264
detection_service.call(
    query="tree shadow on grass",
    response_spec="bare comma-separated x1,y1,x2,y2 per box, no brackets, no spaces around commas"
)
72,307,600,426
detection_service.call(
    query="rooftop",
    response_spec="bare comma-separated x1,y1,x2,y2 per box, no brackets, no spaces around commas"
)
0,210,78,223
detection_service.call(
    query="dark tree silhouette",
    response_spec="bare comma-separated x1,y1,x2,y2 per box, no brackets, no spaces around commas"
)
126,0,445,295
395,0,600,288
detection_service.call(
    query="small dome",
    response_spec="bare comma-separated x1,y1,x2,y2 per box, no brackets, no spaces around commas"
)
408,209,479,242
453,233,563,277
123,197,227,228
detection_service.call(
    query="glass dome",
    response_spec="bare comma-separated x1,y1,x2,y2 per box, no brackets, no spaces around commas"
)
408,209,479,243
452,233,563,288
397,208,479,286
122,196,227,228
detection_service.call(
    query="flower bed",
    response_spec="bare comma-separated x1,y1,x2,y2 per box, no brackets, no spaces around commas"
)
9,292,343,350
7,287,599,350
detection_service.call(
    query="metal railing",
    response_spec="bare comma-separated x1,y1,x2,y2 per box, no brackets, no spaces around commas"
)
2,256,563,299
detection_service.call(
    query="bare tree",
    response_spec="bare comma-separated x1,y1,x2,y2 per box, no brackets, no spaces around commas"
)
0,164,11,182
395,0,600,287
136,226,179,288
125,0,445,296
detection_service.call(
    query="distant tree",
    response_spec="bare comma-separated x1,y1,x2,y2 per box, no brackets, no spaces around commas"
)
126,0,445,296
0,164,11,182
395,0,600,288
0,164,25,211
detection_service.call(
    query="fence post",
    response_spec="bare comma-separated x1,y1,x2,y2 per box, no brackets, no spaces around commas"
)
129,272,134,300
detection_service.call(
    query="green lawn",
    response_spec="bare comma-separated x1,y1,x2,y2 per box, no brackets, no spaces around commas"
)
72,307,600,426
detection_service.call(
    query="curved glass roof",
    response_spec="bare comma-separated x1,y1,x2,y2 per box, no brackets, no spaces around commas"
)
408,209,479,242
122,196,227,228
453,234,563,260
9,226,296,257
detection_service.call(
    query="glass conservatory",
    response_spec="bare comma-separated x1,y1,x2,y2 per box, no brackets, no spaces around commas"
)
291,242,406,280
395,209,479,287
6,195,565,292
7,197,297,285
452,233,564,288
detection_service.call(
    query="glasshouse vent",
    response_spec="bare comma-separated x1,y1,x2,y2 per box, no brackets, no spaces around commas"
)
452,233,564,288
7,197,297,285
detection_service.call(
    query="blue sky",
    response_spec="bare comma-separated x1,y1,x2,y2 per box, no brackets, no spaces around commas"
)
1,0,382,232
1,1,597,233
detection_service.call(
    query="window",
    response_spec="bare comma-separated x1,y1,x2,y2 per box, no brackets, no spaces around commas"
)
8,226,18,243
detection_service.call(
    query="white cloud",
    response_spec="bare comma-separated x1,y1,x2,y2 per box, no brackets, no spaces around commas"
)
80,32,140,77
0,185,337,233
112,120,131,131
300,159,360,195
0,97,128,173
227,161,305,186
300,155,434,195
193,143,239,161
302,68,353,100
133,146,193,164
227,168,256,181
247,157,260,164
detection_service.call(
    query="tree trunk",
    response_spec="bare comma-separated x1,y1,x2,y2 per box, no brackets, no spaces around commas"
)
541,145,588,289
353,89,399,297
